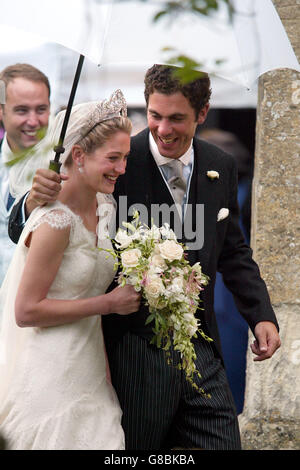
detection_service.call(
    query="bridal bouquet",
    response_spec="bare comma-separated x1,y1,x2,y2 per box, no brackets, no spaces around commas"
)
106,211,212,394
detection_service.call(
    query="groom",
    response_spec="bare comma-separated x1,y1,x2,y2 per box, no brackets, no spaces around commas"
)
9,65,280,450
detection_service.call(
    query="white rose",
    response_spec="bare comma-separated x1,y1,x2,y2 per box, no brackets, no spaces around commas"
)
159,240,184,261
144,275,164,299
121,248,141,268
207,170,219,179
115,230,133,249
150,254,167,271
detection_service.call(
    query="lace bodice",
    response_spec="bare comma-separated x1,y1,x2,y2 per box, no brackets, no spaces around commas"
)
26,195,116,300
31,208,74,231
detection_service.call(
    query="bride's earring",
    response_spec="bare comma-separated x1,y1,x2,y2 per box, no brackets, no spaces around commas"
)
77,162,84,174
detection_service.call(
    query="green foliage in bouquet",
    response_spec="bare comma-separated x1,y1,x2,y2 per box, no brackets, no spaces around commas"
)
101,211,212,395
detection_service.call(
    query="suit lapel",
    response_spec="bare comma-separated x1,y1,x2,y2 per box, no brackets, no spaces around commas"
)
186,139,220,269
129,129,175,208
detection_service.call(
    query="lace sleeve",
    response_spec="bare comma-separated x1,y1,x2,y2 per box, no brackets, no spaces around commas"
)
30,209,74,233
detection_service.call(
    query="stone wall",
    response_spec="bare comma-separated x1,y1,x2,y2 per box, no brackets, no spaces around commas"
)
239,0,300,450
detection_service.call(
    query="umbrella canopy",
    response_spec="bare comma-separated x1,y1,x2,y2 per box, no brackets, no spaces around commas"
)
0,41,259,110
1,0,299,88
1,0,299,172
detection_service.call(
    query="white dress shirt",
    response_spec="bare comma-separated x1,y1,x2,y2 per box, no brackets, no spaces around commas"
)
0,135,12,209
149,132,194,215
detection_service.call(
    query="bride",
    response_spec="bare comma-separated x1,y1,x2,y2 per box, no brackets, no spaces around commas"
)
0,90,140,450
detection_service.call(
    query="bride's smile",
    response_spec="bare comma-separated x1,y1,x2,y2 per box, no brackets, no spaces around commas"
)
74,131,130,195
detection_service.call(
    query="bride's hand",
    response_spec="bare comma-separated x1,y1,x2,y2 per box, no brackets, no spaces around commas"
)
107,285,141,315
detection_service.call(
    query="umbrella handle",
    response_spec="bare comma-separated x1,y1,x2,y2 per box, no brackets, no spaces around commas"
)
49,159,62,174
49,144,65,174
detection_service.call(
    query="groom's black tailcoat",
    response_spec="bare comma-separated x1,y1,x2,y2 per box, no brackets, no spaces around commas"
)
103,128,278,359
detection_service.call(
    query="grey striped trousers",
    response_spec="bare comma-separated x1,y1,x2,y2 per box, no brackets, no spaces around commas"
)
106,332,241,450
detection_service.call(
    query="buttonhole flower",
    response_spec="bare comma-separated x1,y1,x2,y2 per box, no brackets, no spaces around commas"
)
207,170,219,180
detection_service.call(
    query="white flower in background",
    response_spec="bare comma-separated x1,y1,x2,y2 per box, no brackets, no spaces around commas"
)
159,239,184,261
207,170,219,180
120,248,141,268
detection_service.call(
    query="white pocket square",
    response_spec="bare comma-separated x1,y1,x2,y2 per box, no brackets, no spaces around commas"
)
217,208,229,222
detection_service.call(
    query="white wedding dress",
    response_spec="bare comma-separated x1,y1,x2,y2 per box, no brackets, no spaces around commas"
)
0,194,125,450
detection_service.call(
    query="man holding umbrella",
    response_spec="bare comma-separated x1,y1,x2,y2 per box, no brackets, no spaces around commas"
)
0,63,51,288
8,64,281,450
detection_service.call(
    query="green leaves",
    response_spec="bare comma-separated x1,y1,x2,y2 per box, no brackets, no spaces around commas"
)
4,128,49,168
152,0,234,24
162,50,206,84
153,0,233,84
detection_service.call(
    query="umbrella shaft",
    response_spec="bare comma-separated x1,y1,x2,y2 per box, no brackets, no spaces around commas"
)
50,54,85,173
58,54,85,145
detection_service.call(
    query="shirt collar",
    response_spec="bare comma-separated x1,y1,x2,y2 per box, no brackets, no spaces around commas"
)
1,133,15,164
149,132,193,167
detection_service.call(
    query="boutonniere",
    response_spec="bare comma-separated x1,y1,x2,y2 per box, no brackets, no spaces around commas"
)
207,170,219,180
217,208,229,222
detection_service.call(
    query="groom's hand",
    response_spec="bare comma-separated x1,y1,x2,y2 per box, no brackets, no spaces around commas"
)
25,168,69,217
251,321,281,361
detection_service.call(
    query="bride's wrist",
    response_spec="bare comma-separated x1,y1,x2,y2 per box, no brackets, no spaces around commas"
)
100,292,113,316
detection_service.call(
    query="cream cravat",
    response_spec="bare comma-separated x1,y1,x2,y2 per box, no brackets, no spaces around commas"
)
166,159,187,206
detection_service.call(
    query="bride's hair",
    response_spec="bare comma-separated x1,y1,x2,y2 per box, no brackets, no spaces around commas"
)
64,116,132,167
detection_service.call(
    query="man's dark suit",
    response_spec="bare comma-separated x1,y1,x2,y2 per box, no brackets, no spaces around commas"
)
8,128,278,450
102,128,278,449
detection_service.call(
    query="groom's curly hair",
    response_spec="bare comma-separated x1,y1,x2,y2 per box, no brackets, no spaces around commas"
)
144,64,211,120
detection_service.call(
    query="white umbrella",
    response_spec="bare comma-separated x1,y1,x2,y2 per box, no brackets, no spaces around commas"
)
1,0,299,86
1,0,299,169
